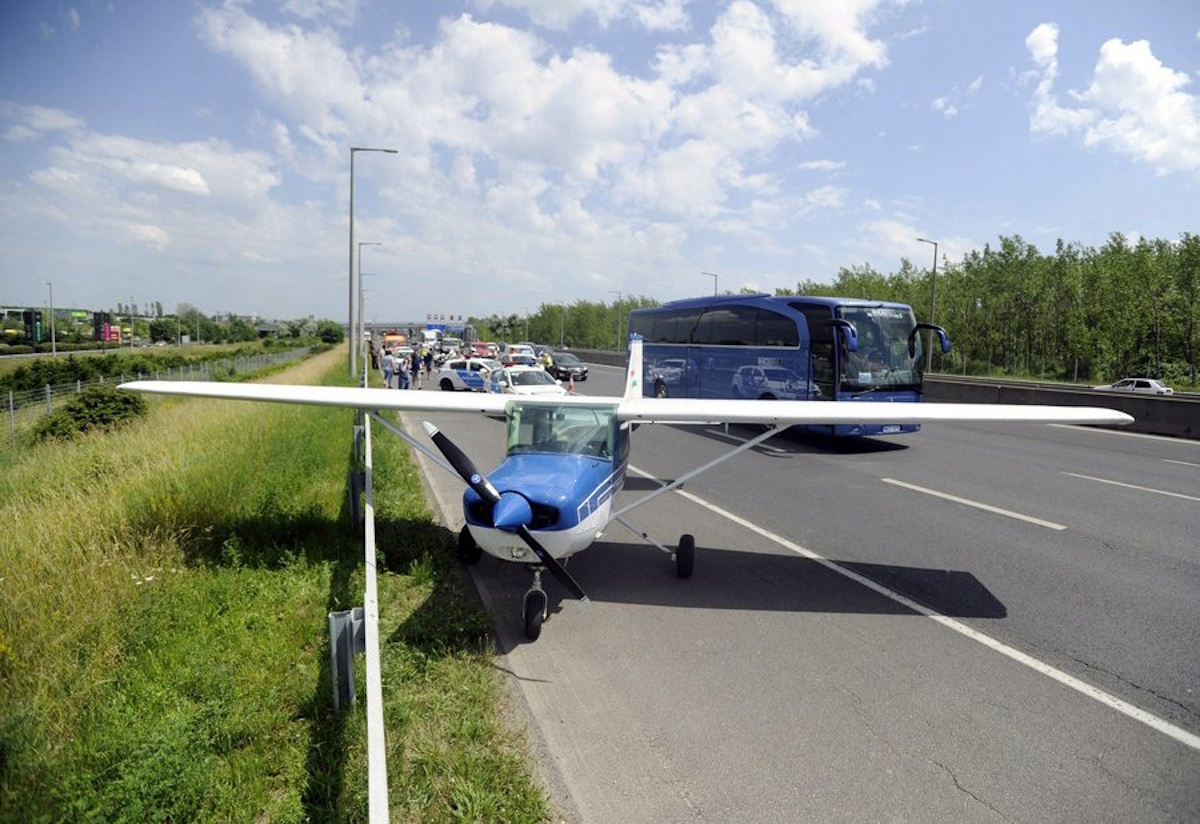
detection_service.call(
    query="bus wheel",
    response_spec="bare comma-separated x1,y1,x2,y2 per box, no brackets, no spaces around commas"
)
655,381,668,399
675,534,695,579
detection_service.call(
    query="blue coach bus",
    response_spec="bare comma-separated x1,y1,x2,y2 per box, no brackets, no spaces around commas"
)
627,294,950,436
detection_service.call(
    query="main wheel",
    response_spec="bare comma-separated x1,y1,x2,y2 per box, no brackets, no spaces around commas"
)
523,589,547,641
675,533,695,579
457,525,482,564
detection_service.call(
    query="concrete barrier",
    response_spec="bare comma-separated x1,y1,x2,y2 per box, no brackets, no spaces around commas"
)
569,349,1197,440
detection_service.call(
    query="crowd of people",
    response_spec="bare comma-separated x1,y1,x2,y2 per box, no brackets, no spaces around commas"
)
371,342,436,389
368,339,559,390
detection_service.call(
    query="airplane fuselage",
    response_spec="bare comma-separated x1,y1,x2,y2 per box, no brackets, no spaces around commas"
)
463,450,627,562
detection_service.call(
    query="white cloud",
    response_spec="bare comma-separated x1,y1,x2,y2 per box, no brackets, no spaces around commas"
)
475,0,694,32
1,103,86,141
798,159,845,171
1025,24,1200,177
124,223,171,251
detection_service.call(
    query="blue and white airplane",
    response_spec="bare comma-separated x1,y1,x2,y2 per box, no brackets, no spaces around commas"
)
121,338,1133,640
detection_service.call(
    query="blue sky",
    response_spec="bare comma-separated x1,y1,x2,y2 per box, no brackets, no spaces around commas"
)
1,1,1197,324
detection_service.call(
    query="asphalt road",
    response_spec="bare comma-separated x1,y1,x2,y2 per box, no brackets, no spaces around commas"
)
398,363,1200,823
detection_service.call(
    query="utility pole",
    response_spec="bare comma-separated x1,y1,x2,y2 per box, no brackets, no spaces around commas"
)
348,147,398,377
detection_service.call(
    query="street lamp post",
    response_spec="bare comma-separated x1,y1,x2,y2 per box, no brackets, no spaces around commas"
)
358,241,382,369
916,237,939,372
45,281,56,356
608,290,623,350
558,303,566,349
348,146,398,377
701,271,718,296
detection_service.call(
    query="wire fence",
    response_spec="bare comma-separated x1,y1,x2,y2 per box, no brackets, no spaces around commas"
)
4,347,311,452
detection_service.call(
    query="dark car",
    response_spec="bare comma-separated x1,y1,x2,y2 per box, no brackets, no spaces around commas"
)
550,351,588,381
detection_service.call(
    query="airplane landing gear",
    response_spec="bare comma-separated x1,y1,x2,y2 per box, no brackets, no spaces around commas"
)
675,534,695,579
457,525,482,564
523,568,548,640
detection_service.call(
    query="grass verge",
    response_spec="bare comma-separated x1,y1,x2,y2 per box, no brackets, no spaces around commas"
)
0,345,548,822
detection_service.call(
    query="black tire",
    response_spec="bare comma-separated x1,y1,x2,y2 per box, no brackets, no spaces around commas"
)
676,534,695,579
523,589,547,641
457,526,482,564
655,381,669,399
440,378,454,391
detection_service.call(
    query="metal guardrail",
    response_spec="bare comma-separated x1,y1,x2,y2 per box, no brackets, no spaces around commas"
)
3,348,311,450
328,359,390,822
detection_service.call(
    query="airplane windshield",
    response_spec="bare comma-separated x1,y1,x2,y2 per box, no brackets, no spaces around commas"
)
507,403,616,458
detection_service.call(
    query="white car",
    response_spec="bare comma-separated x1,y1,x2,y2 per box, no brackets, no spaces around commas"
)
1093,377,1173,395
435,358,501,391
489,365,568,396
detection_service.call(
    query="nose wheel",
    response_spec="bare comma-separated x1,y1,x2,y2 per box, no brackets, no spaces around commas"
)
523,568,548,640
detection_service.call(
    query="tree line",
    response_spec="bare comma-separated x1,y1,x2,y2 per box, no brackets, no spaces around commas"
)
478,232,1196,388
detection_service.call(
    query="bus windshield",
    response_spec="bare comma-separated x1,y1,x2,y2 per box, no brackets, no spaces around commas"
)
837,305,922,393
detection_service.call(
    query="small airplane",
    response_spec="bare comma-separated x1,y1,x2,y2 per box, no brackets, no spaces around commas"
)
121,338,1133,640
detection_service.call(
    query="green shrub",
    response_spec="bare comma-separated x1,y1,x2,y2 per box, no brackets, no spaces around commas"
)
33,385,148,442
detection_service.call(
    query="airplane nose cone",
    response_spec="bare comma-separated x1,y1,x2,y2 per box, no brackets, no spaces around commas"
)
492,491,533,532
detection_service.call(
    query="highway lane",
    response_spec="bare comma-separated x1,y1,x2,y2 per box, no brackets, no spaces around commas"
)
398,365,1199,822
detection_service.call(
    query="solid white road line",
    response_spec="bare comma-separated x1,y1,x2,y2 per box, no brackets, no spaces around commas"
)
1047,423,1200,446
881,477,1067,530
1164,459,1200,468
628,464,1200,752
1062,472,1200,503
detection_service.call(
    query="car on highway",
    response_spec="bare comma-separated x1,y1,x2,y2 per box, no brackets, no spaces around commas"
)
488,365,568,397
435,357,501,391
501,352,539,368
1092,377,1174,395
549,351,588,382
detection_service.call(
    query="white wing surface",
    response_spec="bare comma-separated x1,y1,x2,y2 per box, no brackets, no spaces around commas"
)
120,379,1133,427
614,397,1133,427
120,380,513,415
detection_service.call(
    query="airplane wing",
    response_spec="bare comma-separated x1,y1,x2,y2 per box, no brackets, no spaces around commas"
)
613,397,1133,427
120,379,1133,428
119,380,514,415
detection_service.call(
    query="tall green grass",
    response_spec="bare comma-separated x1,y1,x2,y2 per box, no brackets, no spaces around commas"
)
1,347,548,822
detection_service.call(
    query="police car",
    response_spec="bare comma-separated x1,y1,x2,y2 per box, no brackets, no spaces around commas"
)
435,358,501,391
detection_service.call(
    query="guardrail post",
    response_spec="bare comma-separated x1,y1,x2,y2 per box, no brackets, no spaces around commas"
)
328,606,365,711
44,384,51,414
353,423,365,464
347,468,366,532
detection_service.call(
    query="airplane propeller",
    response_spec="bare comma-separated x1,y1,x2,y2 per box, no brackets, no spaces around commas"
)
422,421,590,604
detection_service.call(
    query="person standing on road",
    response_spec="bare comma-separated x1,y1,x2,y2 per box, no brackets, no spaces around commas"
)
411,349,422,389
397,353,410,389
381,348,395,389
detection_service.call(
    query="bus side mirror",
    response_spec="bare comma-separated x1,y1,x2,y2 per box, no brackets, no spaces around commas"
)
908,324,951,357
825,319,857,353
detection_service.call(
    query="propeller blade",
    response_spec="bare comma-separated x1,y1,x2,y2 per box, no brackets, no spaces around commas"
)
517,525,590,604
423,421,501,505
